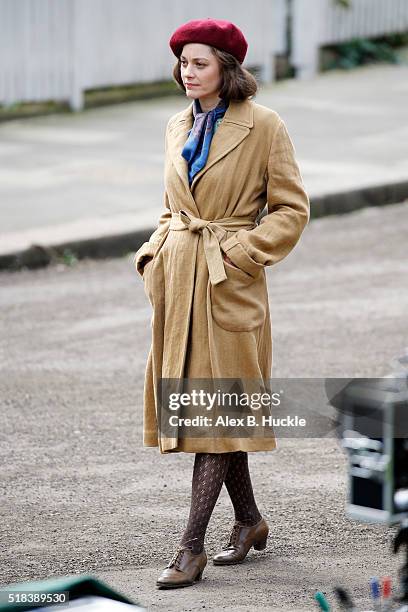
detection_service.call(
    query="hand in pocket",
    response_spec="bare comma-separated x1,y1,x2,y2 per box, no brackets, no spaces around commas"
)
142,257,154,277
222,252,240,270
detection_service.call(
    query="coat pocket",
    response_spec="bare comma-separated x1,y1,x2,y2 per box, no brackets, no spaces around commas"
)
142,258,155,307
141,230,170,307
210,260,267,332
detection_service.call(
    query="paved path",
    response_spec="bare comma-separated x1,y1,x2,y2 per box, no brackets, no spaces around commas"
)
1,63,408,258
1,200,408,610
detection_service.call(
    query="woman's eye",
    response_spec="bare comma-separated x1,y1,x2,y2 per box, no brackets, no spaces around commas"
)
181,62,205,68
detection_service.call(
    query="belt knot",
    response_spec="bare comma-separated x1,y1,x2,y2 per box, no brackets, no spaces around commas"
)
189,218,209,233
170,210,257,286
179,210,209,233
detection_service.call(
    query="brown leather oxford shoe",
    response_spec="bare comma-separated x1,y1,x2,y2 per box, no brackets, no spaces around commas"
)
213,517,269,565
156,546,207,589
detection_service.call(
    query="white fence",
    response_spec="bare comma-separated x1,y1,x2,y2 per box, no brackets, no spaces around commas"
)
0,0,282,110
0,0,407,109
292,0,408,79
0,1,75,107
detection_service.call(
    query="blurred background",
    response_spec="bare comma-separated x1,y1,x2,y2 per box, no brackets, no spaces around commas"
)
1,0,408,268
2,0,408,109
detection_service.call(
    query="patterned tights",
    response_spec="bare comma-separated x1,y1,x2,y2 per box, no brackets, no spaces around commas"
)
179,451,262,554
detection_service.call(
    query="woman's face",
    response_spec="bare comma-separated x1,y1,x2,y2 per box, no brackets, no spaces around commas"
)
179,43,222,106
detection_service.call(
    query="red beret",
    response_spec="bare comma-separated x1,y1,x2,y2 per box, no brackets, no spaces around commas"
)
169,18,248,65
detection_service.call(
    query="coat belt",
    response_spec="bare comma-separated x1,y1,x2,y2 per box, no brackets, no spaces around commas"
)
169,210,256,285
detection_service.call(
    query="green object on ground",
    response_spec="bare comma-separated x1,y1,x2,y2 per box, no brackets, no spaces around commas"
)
0,574,138,611
314,590,331,611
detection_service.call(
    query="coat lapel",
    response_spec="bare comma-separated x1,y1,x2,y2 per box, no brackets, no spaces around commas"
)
167,102,194,194
167,98,254,196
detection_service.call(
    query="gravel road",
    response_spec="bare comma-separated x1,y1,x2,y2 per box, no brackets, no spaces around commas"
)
1,201,408,611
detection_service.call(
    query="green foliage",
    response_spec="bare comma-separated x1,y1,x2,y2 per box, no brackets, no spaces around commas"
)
323,36,402,70
334,0,351,7
60,248,78,267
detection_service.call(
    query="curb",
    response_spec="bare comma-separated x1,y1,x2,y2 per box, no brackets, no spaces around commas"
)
309,179,408,219
0,229,154,272
1,179,408,272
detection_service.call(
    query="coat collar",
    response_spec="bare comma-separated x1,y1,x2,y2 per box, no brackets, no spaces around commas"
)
167,97,254,194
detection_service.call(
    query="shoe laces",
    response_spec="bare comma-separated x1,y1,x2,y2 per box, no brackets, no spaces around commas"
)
225,523,241,549
167,547,186,569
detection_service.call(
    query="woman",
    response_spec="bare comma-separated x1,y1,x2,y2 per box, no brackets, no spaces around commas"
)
133,18,310,588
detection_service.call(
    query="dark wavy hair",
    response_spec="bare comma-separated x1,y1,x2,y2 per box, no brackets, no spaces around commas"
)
172,47,258,101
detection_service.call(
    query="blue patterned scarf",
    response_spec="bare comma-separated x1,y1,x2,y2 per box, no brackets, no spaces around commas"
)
181,98,229,186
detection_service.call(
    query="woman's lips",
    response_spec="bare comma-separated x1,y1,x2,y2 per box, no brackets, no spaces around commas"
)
186,83,199,88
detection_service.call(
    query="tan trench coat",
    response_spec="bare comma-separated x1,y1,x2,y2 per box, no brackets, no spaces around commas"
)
134,97,310,454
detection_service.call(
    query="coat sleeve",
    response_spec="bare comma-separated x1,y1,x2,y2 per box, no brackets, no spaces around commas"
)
220,118,310,277
133,122,172,277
